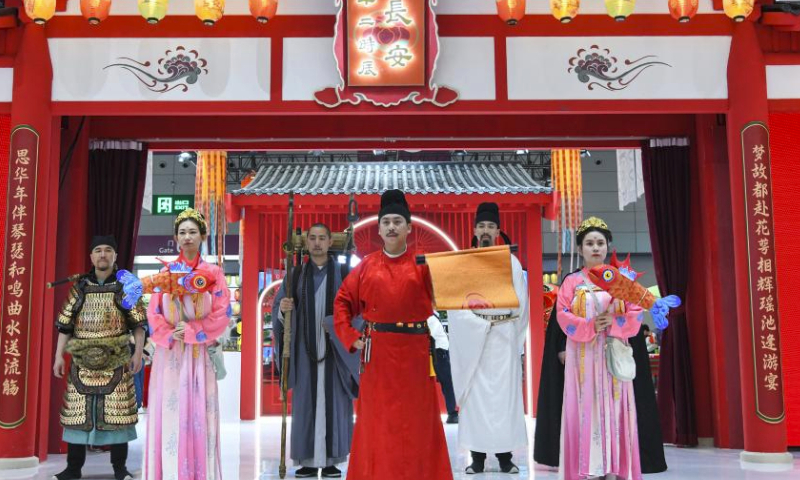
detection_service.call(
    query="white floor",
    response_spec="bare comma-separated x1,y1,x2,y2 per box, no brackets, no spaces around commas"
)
1,416,798,480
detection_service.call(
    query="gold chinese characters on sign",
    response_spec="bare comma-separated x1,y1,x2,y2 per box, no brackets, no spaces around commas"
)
740,121,784,424
0,127,40,429
348,0,426,87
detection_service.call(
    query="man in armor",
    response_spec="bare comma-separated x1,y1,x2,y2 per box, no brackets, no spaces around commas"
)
52,235,146,480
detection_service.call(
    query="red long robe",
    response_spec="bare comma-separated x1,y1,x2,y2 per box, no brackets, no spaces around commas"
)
334,249,453,480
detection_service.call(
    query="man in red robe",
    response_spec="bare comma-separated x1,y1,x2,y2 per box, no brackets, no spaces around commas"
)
334,189,453,480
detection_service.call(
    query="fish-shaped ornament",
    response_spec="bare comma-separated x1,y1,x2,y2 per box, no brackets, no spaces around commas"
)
586,251,680,330
116,259,216,309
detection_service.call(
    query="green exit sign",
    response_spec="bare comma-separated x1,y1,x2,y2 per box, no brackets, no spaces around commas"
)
153,195,194,215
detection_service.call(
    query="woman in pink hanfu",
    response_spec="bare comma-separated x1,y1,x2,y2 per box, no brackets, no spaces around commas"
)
145,209,231,480
556,217,644,480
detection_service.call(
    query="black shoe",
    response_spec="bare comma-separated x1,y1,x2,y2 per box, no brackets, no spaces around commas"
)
321,465,342,478
446,412,459,424
114,468,133,480
295,467,319,478
499,461,519,474
52,468,82,480
465,461,485,474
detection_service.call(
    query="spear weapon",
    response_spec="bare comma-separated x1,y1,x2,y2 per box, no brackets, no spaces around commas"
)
279,192,295,479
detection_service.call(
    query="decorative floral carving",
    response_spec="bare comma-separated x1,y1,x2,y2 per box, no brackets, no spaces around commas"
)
104,46,208,93
568,45,671,91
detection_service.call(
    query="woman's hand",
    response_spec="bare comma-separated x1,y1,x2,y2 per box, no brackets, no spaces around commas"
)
594,313,613,333
173,321,186,341
352,339,365,350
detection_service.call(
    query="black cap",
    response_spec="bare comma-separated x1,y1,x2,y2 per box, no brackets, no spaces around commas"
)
378,189,411,223
475,202,500,227
90,235,117,252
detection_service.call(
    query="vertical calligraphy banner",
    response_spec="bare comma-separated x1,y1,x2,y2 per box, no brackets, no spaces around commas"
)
741,121,785,424
0,126,39,429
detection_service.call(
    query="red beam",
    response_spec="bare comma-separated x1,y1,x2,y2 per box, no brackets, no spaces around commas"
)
44,15,336,38
88,113,696,141
437,14,733,37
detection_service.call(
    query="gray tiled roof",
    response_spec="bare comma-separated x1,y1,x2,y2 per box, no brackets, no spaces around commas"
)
231,162,551,196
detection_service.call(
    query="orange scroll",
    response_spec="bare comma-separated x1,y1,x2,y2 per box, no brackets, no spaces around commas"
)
424,245,519,310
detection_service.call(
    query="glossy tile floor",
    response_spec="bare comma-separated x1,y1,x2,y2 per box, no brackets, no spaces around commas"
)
2,416,798,480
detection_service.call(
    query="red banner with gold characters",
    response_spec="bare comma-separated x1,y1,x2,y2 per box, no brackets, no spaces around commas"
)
741,121,785,424
347,0,426,87
0,126,39,429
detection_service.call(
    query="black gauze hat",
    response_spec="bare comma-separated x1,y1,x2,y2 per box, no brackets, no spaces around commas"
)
379,189,411,223
90,235,117,252
475,202,500,227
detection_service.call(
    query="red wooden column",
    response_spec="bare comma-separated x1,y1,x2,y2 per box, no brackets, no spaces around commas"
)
725,20,791,465
47,118,90,454
525,206,544,416
240,208,262,420
695,115,744,448
0,23,57,469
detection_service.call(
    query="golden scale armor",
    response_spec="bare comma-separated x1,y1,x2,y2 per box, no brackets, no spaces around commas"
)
57,276,147,431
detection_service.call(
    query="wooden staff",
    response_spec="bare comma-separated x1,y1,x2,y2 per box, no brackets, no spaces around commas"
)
279,192,295,479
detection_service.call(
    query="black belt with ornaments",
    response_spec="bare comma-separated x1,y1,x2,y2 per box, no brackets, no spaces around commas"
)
367,321,430,335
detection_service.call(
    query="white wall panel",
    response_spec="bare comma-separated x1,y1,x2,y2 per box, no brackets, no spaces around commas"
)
507,36,730,100
767,65,800,99
0,68,12,102
50,38,270,101
433,37,495,100
282,37,340,101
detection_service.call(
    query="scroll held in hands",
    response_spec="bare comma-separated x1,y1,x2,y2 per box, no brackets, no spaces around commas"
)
423,245,519,310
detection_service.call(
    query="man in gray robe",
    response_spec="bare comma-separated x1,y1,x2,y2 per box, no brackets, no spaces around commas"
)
273,223,362,478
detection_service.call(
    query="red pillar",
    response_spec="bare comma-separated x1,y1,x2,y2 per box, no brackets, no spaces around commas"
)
526,207,544,416
0,23,56,469
47,118,90,454
695,114,744,448
240,208,262,419
725,21,791,464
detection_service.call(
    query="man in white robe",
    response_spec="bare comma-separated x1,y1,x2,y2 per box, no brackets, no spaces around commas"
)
448,202,530,475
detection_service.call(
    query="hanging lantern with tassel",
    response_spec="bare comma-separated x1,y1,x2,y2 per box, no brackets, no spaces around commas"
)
249,0,278,24
139,0,168,24
80,0,112,25
550,0,580,23
195,151,228,267
723,0,754,22
605,0,635,22
24,0,56,25
550,149,583,280
668,0,698,23
496,0,526,26
196,0,225,26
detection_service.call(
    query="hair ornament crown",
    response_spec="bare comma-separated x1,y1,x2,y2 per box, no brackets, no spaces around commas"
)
174,208,207,231
576,216,609,238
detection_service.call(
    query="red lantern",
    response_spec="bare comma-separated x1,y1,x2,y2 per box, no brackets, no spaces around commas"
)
81,0,112,25
249,0,278,24
668,0,698,23
496,0,526,26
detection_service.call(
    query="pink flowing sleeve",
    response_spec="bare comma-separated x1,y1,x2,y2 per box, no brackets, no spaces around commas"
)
182,266,232,344
334,262,365,353
147,292,175,348
607,300,644,340
556,274,598,343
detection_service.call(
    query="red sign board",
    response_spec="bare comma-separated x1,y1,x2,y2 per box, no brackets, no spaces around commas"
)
0,126,39,429
740,121,785,424
315,0,457,108
347,0,426,87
